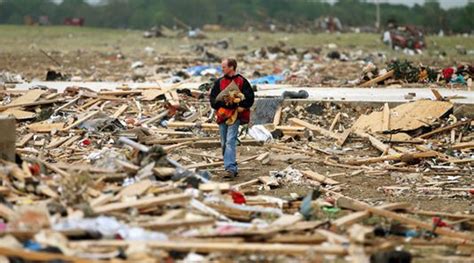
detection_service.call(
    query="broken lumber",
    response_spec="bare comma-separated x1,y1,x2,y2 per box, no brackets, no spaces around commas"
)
70,240,348,256
344,151,438,165
301,170,339,185
289,118,339,139
332,202,409,230
418,119,472,139
360,70,394,87
93,193,191,214
0,98,65,112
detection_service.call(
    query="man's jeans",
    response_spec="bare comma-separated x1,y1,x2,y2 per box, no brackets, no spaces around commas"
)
219,120,240,174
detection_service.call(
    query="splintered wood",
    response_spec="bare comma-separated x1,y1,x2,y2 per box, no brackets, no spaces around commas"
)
1,82,473,262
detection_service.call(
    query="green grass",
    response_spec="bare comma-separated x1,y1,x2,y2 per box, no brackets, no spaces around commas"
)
0,25,472,65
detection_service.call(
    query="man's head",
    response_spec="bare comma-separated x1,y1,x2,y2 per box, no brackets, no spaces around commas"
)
221,58,237,76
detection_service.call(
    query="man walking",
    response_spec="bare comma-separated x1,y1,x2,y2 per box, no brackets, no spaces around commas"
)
210,58,254,178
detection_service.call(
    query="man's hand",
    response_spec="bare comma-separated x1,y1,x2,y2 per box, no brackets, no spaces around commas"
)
237,107,245,112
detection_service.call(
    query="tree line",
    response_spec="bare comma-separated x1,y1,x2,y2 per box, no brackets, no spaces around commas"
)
0,0,472,33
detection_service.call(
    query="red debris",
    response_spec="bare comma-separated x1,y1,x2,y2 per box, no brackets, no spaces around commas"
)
230,190,246,204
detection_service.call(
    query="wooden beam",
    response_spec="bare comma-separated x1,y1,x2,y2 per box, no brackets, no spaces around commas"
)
139,218,215,230
289,118,340,139
431,88,444,101
70,240,348,256
344,151,438,165
0,247,95,263
360,70,394,87
0,98,65,112
62,111,99,131
112,104,128,119
273,105,283,126
93,193,190,214
142,109,169,125
336,127,352,146
329,112,341,132
451,142,474,150
366,206,474,241
418,120,471,139
301,170,339,185
332,202,410,230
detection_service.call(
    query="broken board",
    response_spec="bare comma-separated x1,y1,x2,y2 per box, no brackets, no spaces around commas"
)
352,100,453,133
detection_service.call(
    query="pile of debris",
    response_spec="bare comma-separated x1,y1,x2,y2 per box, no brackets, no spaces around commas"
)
355,60,474,88
0,84,473,261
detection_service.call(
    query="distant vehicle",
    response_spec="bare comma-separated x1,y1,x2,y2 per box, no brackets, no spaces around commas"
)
64,18,84,26
383,25,425,50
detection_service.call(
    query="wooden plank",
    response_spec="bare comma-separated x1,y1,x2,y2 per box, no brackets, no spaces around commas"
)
70,240,348,256
36,159,71,177
273,105,283,126
288,118,340,140
0,98,65,112
199,183,230,192
360,69,394,87
78,98,100,110
419,120,472,139
115,179,154,199
332,202,410,230
353,100,453,133
9,89,46,106
344,150,438,165
27,122,64,132
366,205,474,241
142,109,169,125
451,141,474,150
139,218,215,230
232,179,260,190
90,193,114,208
98,90,142,96
407,209,474,220
62,111,99,131
365,133,397,155
0,247,93,263
336,127,352,146
93,193,190,214
142,89,165,101
112,104,128,119
301,170,339,185
16,133,34,147
329,112,341,132
61,135,81,147
431,88,444,101
382,103,390,131
1,109,36,120
46,136,70,149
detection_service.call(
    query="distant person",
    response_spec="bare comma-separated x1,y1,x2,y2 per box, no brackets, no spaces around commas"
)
209,58,254,178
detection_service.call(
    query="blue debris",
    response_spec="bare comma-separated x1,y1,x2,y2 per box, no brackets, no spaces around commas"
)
186,65,222,76
24,240,42,251
250,74,285,85
450,74,466,84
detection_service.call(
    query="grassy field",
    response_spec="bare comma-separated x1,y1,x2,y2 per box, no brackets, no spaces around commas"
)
0,25,473,65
